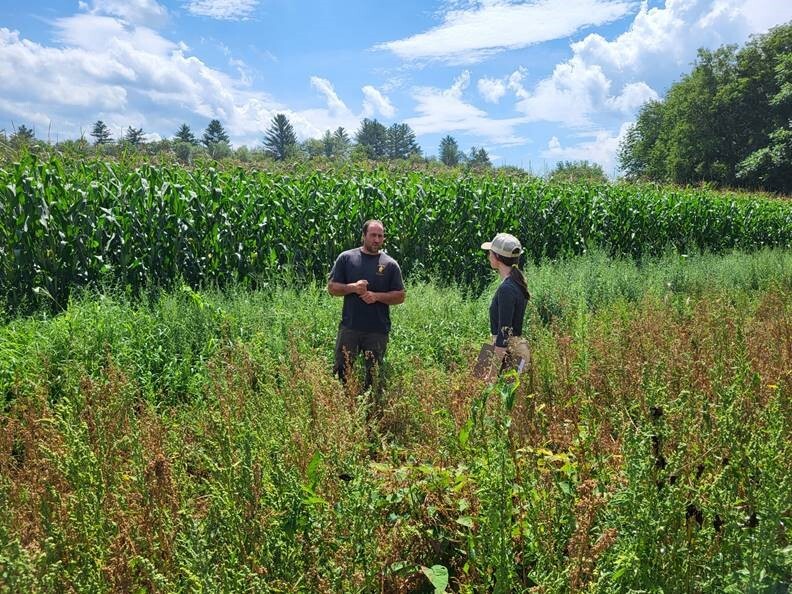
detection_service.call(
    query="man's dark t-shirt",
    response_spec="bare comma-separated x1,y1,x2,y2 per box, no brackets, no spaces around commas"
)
330,248,405,334
489,277,527,347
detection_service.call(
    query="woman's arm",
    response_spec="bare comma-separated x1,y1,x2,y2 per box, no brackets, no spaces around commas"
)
491,335,507,355
494,286,517,348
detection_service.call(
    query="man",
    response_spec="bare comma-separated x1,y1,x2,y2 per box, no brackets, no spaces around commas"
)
327,219,406,391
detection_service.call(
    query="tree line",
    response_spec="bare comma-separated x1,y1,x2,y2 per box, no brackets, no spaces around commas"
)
619,21,792,194
0,117,611,181
1,115,495,170
3,22,789,188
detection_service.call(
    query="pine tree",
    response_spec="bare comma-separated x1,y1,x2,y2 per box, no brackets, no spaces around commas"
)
11,124,35,145
332,127,351,158
439,135,461,166
321,130,335,158
263,113,297,161
386,123,421,159
355,119,387,159
124,126,145,146
202,119,230,148
468,146,491,168
91,120,112,145
174,123,198,145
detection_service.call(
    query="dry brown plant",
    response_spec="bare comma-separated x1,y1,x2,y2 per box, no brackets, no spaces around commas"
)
745,290,792,401
566,479,617,592
1,387,67,548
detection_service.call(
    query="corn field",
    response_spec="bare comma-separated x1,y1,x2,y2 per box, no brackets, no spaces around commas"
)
1,155,791,311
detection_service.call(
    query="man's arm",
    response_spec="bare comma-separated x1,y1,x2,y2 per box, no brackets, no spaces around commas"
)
360,289,406,305
327,279,368,297
327,253,368,297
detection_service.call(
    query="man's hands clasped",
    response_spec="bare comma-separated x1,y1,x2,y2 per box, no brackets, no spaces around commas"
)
350,279,368,295
350,279,378,304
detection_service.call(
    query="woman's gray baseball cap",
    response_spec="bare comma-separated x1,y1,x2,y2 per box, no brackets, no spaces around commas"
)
481,233,523,257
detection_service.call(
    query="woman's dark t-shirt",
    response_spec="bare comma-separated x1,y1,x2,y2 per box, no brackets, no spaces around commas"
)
489,277,527,347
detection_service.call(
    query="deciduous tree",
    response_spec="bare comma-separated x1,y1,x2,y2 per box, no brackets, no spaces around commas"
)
548,160,607,184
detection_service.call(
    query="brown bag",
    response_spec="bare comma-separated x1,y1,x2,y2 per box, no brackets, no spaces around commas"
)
473,343,504,379
504,336,531,374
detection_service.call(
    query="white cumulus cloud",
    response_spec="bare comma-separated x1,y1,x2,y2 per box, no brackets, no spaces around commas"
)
375,0,637,64
405,71,529,145
362,86,396,119
184,0,259,21
509,0,789,128
542,122,633,175
79,0,169,27
606,81,659,113
0,13,393,147
477,77,507,103
310,76,349,115
298,77,398,136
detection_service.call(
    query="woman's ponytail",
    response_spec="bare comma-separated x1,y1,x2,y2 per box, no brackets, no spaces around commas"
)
494,253,530,299
509,265,530,300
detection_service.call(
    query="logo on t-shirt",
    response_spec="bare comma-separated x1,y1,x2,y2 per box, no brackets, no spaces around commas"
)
377,264,385,275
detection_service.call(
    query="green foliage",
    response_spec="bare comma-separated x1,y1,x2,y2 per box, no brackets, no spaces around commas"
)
737,128,792,191
205,140,232,160
421,564,449,592
300,127,353,162
0,256,789,591
548,160,607,184
302,137,325,159
174,123,198,145
439,135,461,167
123,126,145,146
202,119,229,148
737,49,792,192
173,140,196,164
331,126,351,159
355,118,388,160
319,130,335,158
619,22,792,193
263,113,298,161
468,146,491,168
1,155,791,314
90,120,112,145
386,123,421,160
10,125,35,148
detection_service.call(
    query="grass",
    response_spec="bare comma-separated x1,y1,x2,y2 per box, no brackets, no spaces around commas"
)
0,250,790,592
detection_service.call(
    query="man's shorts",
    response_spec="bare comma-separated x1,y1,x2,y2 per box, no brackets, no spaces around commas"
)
333,325,389,379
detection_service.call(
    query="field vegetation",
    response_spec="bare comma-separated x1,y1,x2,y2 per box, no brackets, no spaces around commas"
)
1,16,790,594
1,249,790,592
2,155,790,315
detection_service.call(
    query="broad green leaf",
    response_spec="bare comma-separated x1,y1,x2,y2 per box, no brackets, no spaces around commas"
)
421,565,449,593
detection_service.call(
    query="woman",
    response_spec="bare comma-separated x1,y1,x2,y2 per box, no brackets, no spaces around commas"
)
481,232,531,378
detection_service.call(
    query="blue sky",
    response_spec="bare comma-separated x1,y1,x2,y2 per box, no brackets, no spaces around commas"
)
1,0,791,172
